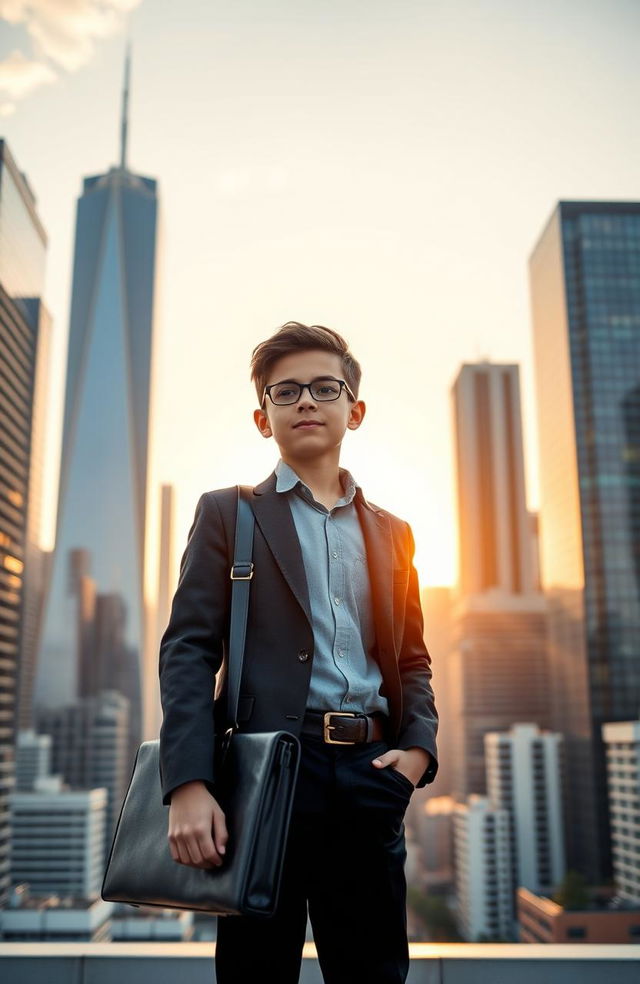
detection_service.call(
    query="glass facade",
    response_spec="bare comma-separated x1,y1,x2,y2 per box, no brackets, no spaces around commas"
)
34,166,159,773
529,201,640,882
0,145,46,314
0,140,48,908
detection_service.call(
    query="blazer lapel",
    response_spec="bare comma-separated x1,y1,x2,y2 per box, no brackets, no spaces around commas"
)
355,492,397,681
251,473,313,627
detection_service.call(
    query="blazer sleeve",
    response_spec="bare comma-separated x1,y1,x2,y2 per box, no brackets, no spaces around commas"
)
395,521,439,788
158,491,231,805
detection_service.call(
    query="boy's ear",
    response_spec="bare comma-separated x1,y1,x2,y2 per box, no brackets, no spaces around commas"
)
347,399,366,431
254,407,273,438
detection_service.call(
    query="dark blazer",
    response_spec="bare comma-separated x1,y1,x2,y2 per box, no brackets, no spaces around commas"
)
158,471,439,805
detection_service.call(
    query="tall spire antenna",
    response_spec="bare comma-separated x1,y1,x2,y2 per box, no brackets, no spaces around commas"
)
120,43,131,169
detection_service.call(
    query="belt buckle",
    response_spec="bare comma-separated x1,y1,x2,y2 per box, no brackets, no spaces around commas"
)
323,711,359,745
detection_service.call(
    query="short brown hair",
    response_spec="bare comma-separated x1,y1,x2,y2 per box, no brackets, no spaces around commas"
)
250,321,362,404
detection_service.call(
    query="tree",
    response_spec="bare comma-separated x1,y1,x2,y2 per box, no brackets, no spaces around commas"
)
552,870,589,910
407,885,463,941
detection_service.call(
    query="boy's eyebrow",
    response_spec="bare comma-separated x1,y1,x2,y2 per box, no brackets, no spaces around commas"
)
272,375,340,383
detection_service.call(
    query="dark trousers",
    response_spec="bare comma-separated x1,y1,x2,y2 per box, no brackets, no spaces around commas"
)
214,734,414,984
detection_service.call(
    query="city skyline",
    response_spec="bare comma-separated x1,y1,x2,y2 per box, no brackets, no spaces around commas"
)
3,1,640,955
2,0,639,586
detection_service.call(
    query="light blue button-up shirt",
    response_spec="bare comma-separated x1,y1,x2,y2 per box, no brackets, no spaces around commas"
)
275,459,390,717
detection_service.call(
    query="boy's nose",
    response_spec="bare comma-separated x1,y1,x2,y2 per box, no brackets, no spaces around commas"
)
296,394,318,410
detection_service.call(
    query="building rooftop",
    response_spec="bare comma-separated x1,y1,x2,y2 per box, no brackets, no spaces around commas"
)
0,942,638,983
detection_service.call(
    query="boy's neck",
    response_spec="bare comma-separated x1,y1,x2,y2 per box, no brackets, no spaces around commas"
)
280,452,345,509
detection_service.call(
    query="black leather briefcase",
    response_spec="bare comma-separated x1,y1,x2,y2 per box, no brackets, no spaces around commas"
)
102,729,300,915
101,486,301,917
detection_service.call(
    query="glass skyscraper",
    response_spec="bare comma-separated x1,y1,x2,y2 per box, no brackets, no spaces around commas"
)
34,64,160,772
0,139,49,907
529,200,640,881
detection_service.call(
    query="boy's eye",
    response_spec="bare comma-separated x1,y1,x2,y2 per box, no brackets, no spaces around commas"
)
314,383,339,396
275,386,297,399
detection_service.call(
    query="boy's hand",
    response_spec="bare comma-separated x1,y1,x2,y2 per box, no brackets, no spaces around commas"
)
168,780,228,869
371,746,431,787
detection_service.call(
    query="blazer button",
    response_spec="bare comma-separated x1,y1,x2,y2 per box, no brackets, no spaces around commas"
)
298,650,310,662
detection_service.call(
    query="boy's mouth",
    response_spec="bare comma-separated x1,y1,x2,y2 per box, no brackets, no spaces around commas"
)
293,420,323,428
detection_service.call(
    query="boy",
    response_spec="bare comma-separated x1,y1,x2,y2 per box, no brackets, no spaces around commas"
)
159,322,439,983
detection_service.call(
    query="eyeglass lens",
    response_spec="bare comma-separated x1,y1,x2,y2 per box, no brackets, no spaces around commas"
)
271,380,343,404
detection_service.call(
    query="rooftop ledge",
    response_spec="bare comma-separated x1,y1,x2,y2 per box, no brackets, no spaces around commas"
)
1,943,639,983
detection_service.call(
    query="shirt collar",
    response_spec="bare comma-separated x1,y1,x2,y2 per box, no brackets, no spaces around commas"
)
274,459,359,507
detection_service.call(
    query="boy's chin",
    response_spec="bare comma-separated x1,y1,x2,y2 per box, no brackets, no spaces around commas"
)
275,430,345,460
280,445,326,460
278,436,338,456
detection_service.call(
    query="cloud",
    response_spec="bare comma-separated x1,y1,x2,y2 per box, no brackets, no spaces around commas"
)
0,0,142,111
0,48,56,108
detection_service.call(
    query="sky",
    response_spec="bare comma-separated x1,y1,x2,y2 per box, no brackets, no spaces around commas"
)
1,0,639,588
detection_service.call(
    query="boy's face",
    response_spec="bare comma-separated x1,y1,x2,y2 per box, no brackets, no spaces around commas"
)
253,349,365,463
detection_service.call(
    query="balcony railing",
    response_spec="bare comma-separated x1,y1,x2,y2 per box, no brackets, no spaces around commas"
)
0,942,639,983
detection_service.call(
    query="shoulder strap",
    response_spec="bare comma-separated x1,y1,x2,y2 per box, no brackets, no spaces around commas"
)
227,485,255,728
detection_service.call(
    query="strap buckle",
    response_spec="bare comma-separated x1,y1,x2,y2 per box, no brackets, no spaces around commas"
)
323,711,361,744
230,562,254,580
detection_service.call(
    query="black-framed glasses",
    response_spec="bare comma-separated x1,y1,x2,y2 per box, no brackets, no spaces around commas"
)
262,376,356,407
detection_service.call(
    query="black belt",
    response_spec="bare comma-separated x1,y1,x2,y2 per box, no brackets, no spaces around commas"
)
301,710,388,745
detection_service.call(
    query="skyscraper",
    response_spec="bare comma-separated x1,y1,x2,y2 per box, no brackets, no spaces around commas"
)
449,362,549,798
10,779,107,897
602,718,640,905
485,723,565,896
529,201,640,882
36,690,129,857
34,53,160,770
453,795,514,941
15,730,51,792
452,363,535,597
0,138,50,909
